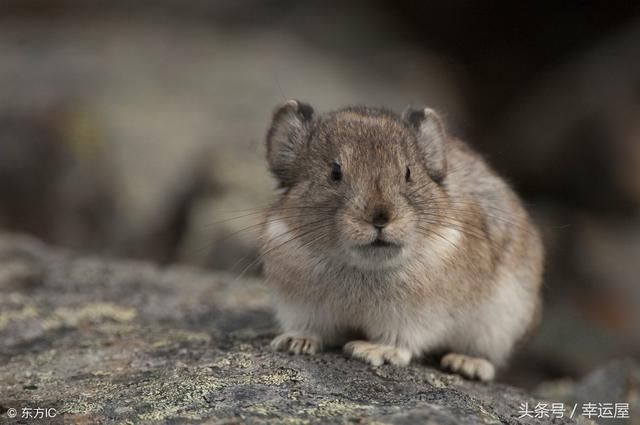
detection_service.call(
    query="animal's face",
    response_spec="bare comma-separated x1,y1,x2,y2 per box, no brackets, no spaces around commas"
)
265,101,449,270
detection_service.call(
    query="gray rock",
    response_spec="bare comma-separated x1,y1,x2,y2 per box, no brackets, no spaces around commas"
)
0,234,580,424
536,359,640,425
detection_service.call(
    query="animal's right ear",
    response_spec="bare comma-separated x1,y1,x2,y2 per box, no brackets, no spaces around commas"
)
266,99,314,187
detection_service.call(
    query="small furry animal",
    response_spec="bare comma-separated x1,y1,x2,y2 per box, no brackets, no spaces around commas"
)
261,100,543,381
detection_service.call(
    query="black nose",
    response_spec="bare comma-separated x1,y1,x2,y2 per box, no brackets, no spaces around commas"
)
372,208,390,229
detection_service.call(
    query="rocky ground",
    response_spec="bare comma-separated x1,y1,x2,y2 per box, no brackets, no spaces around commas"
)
1,234,638,424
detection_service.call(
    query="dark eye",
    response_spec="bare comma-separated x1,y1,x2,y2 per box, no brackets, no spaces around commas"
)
405,166,411,182
330,162,342,181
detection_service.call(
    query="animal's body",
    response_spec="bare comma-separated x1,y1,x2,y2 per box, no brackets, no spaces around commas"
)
260,100,543,381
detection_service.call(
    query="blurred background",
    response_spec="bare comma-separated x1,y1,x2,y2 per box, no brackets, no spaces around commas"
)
0,1,639,389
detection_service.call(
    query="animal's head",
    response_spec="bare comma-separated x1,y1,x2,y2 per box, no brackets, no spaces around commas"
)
265,100,452,270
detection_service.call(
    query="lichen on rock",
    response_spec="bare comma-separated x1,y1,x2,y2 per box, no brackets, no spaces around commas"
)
0,234,582,424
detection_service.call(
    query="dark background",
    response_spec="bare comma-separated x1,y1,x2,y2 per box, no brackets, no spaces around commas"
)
1,1,639,388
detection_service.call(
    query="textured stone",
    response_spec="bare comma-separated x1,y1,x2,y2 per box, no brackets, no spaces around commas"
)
0,234,579,424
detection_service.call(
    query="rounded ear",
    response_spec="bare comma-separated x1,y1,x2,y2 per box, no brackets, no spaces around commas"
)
402,106,447,184
266,99,314,187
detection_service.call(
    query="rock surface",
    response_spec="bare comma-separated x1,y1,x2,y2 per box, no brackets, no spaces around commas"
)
0,234,582,424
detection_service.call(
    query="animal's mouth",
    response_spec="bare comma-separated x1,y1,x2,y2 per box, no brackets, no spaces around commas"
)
356,237,400,250
350,237,403,268
370,238,394,248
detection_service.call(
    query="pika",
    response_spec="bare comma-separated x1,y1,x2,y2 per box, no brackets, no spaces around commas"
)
261,100,543,381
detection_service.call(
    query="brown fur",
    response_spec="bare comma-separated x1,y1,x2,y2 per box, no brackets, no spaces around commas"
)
260,101,544,381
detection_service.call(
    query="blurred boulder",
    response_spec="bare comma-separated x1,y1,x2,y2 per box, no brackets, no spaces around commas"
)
0,103,116,252
536,359,640,425
0,11,464,272
485,20,640,211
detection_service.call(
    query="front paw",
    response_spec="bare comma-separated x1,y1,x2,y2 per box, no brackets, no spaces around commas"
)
271,333,322,355
343,340,411,367
440,353,495,381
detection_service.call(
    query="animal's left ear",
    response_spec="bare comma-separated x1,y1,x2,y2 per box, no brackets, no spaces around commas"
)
402,107,447,184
